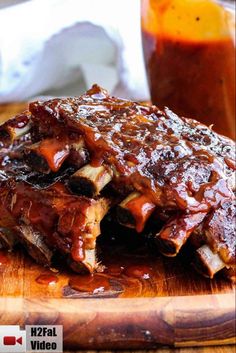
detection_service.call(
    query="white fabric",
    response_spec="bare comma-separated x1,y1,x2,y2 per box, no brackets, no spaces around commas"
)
0,0,150,102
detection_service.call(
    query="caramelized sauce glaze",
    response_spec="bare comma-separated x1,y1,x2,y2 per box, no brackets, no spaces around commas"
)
29,85,235,214
1,181,95,261
1,84,235,271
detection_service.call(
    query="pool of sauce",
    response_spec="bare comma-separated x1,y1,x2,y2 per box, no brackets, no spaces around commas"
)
36,274,58,285
66,262,155,298
63,230,159,299
69,274,110,293
124,264,153,279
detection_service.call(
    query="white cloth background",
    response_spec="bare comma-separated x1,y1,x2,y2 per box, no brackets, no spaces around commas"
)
0,0,150,102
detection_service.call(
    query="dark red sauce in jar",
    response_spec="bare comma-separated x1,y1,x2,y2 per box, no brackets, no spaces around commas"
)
142,0,236,139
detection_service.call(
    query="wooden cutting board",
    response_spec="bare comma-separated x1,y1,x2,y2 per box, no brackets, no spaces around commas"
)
0,103,235,350
0,241,235,350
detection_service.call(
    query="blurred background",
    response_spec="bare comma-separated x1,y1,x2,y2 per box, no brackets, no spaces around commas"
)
0,0,149,102
0,0,235,138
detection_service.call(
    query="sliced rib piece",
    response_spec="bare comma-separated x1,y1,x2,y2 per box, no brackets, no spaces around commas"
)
68,249,96,274
57,195,110,259
116,192,155,232
191,199,235,278
203,199,236,266
24,137,87,173
0,177,110,273
0,111,31,145
155,212,207,256
69,164,113,197
193,244,226,278
24,138,70,173
17,224,53,266
49,194,110,273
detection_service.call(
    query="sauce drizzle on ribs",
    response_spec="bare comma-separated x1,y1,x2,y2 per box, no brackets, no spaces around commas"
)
0,85,235,278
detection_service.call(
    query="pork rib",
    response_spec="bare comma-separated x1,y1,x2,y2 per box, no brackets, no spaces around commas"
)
0,84,235,278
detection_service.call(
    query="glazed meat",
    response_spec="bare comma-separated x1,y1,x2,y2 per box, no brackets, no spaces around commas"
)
0,85,235,278
0,176,109,272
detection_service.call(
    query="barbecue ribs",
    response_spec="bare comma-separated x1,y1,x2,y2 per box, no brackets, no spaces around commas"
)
0,85,235,279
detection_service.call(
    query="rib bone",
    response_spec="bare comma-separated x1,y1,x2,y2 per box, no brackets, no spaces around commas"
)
116,192,155,232
17,225,53,266
77,197,110,251
68,249,96,274
156,212,207,256
68,164,113,197
58,197,110,273
24,138,71,173
0,112,31,144
193,244,226,278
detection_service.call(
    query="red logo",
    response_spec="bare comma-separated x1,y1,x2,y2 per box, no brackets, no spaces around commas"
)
3,336,23,346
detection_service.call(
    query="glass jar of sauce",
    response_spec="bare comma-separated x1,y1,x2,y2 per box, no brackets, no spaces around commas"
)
141,0,235,139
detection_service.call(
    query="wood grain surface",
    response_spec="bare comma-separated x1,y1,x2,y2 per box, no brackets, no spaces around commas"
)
64,348,235,353
0,247,235,350
0,103,235,352
0,101,27,122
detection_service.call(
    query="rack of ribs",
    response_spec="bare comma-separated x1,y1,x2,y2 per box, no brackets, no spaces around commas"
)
0,84,235,278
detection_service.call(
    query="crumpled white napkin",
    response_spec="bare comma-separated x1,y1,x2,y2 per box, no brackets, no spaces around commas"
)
0,0,149,102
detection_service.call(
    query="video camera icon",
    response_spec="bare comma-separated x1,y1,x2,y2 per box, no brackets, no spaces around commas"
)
0,326,26,353
3,336,23,346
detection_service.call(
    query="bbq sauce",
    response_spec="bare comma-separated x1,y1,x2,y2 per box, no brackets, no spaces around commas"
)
67,265,153,297
124,195,156,233
124,264,153,279
142,0,235,139
37,137,70,172
69,274,110,293
27,86,235,220
36,274,58,285
3,181,92,262
3,112,30,129
66,240,156,297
